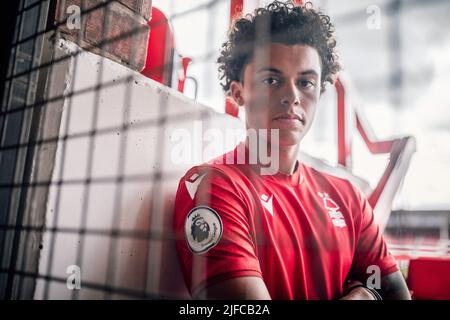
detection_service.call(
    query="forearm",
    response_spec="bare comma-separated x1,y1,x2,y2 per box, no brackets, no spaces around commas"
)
340,287,375,300
194,276,272,300
342,271,411,300
378,271,411,300
340,280,375,300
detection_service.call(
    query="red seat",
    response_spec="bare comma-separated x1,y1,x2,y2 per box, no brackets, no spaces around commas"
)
141,7,191,94
141,7,174,84
407,257,450,300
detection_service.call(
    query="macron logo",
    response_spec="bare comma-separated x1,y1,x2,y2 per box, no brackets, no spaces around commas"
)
185,173,207,200
260,194,274,216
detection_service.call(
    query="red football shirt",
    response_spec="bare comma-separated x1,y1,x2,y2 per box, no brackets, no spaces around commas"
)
173,142,398,299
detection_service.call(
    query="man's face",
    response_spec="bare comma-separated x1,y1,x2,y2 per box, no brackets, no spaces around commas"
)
230,43,322,147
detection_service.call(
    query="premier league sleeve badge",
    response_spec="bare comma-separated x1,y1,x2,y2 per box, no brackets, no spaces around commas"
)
184,206,223,254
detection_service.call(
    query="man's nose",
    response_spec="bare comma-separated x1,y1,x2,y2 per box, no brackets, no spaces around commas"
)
280,81,301,107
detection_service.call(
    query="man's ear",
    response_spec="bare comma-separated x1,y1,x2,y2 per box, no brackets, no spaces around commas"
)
230,81,245,106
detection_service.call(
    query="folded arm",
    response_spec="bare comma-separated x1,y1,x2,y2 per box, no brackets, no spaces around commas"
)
341,270,411,300
194,276,271,300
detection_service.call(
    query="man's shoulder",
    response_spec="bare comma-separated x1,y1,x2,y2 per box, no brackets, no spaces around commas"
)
302,162,353,187
180,161,242,184
180,147,249,183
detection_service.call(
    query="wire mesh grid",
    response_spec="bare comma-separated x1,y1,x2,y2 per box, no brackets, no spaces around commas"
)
1,0,449,301
0,0,235,300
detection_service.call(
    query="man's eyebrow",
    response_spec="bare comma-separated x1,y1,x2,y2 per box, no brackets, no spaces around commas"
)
256,67,282,74
256,67,319,77
298,69,319,77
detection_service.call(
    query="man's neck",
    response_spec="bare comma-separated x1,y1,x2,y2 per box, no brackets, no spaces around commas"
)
278,144,300,175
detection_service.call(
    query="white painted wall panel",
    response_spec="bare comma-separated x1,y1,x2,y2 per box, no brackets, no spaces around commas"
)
34,40,244,299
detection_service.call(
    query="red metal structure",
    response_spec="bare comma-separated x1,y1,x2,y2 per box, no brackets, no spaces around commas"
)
225,0,244,117
177,57,192,92
336,75,416,231
230,0,244,20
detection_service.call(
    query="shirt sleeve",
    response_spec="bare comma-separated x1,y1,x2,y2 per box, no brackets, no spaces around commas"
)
173,166,262,296
348,185,399,281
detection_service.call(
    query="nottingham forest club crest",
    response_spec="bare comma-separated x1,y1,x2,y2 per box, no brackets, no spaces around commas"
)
185,206,223,254
318,192,347,228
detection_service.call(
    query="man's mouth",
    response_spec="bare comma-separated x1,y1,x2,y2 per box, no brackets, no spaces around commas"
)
272,113,305,126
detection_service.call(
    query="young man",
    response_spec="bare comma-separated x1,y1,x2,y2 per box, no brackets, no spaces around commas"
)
173,1,411,300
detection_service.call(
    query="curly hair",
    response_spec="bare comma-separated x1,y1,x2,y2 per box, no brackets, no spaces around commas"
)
217,1,340,94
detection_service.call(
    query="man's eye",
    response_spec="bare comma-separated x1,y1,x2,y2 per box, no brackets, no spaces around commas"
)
262,77,279,86
298,80,316,89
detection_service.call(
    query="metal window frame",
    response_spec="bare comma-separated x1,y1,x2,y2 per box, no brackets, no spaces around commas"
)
0,0,52,300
